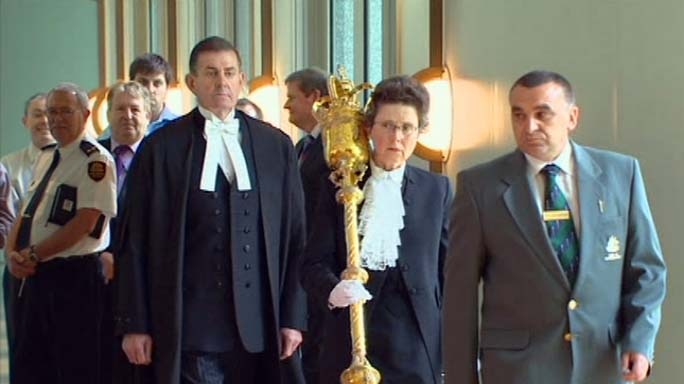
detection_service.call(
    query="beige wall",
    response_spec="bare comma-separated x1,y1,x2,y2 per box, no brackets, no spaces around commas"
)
445,0,682,381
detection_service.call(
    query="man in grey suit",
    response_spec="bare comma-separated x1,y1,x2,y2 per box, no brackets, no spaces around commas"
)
444,70,666,384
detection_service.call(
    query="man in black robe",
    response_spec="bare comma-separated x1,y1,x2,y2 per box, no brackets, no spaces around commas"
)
114,36,307,384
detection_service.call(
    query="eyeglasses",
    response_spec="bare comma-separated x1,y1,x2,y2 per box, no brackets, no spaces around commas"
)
47,108,77,118
374,120,419,136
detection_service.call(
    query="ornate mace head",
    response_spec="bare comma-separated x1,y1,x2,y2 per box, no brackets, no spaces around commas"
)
314,66,373,188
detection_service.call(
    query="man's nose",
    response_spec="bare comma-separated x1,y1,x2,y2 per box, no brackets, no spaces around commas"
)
524,118,539,133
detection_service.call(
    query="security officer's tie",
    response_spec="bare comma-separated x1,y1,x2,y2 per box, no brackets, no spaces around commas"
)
16,149,61,249
542,164,579,286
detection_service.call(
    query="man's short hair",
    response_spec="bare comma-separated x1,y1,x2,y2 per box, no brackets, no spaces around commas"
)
129,53,174,85
510,70,576,105
107,81,153,115
285,67,329,97
47,83,89,112
365,75,430,130
189,36,242,74
23,93,46,117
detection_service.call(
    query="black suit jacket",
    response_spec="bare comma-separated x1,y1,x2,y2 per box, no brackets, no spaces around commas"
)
296,135,329,233
113,109,307,384
301,165,453,383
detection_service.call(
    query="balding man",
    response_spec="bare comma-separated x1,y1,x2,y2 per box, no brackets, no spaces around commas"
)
5,83,117,384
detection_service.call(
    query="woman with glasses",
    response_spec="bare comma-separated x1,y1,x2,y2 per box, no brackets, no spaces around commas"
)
301,75,453,384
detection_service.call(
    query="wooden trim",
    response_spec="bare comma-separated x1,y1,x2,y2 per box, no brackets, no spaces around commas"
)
261,0,272,76
89,87,109,136
115,0,130,80
429,0,443,68
167,0,180,84
134,0,150,55
248,74,276,92
98,0,109,87
412,67,448,174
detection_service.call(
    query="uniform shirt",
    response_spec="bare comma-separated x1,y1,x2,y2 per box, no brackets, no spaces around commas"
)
524,142,581,235
24,135,117,259
1,143,53,213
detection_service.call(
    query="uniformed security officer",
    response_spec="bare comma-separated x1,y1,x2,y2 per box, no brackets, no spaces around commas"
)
5,82,117,384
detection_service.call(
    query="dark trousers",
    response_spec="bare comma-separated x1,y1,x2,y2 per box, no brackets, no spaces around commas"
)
12,255,103,384
3,267,18,383
301,297,324,384
181,347,276,384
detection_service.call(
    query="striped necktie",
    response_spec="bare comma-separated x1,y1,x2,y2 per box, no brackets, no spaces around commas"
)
542,164,580,285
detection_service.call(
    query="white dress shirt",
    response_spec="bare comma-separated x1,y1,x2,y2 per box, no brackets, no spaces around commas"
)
1,143,55,213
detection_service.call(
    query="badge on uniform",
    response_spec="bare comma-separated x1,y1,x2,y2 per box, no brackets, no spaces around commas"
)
88,161,106,181
604,235,622,261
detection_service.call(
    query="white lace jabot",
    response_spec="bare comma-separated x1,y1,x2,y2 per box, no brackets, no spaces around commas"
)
358,161,406,271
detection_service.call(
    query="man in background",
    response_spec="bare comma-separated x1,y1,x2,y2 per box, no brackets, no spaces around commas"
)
283,67,330,384
1,93,56,212
99,81,152,384
0,92,55,380
129,53,179,134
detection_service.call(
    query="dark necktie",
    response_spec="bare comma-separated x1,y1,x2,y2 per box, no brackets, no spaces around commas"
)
542,164,580,285
16,149,61,249
297,135,314,167
113,145,133,193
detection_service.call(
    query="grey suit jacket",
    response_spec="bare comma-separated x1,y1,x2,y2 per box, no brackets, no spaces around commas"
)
444,142,666,384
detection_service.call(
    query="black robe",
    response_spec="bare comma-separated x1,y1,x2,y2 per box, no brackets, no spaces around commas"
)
113,109,307,384
302,165,453,384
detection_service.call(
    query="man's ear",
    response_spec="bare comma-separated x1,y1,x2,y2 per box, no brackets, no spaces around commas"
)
310,89,322,102
568,104,580,133
185,73,196,94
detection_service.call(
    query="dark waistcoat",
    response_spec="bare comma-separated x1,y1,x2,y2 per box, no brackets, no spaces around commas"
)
182,121,268,353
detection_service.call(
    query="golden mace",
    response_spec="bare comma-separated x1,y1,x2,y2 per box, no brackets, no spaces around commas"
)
314,67,381,384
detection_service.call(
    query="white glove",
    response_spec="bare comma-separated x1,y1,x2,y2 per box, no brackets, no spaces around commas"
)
328,279,373,309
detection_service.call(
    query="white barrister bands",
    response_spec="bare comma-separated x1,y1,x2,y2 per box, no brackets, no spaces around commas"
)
199,107,252,192
358,161,406,271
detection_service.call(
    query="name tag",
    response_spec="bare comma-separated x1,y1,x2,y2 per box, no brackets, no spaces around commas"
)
543,210,570,221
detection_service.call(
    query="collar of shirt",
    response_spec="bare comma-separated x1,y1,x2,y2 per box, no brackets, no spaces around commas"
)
110,136,142,154
198,106,235,124
524,141,580,235
27,144,42,163
369,159,405,184
524,141,574,176
57,133,87,158
310,124,322,139
153,104,178,124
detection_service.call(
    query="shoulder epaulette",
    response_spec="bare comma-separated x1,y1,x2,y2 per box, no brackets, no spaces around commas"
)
80,141,100,156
